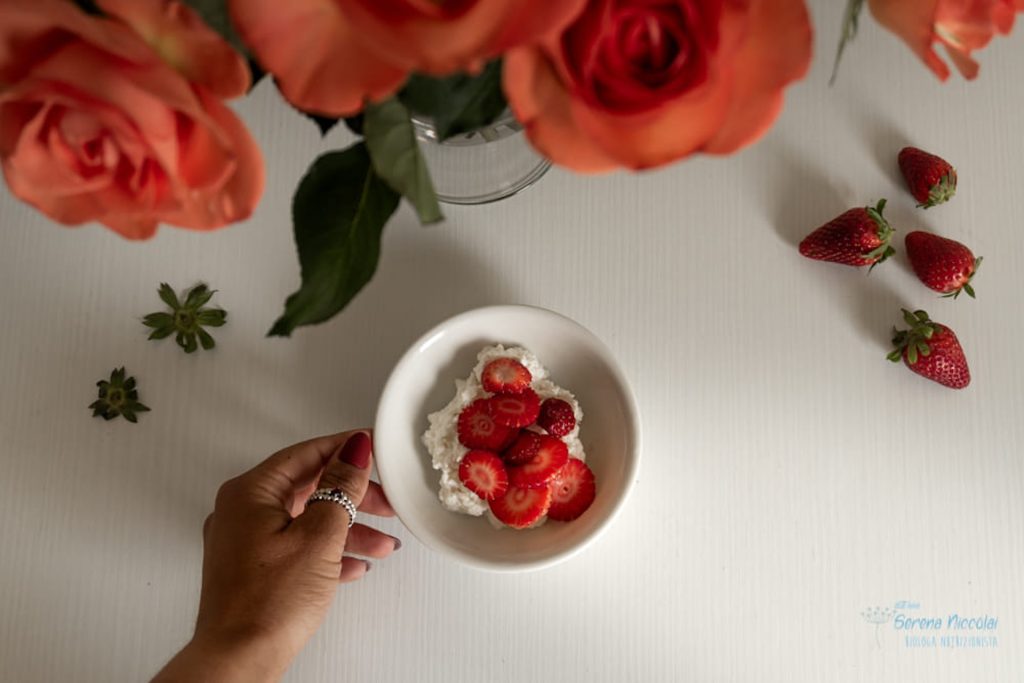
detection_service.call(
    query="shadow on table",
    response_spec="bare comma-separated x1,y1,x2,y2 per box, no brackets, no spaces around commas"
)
849,104,912,190
757,134,917,353
185,229,517,481
761,140,850,247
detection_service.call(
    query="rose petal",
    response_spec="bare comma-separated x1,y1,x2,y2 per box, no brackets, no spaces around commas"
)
343,0,589,74
22,42,185,176
866,0,1024,80
97,0,250,99
164,90,264,230
702,0,812,154
504,45,619,173
0,0,154,84
229,0,406,116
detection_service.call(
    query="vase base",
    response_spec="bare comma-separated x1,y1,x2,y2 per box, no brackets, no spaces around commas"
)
414,116,550,205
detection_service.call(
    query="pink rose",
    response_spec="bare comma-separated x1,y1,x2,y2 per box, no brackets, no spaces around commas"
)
0,0,264,239
869,0,1024,79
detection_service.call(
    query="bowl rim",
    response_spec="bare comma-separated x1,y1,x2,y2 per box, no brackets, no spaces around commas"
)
373,304,642,572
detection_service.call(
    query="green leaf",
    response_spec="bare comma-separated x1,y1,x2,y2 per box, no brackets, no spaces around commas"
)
181,0,250,60
90,368,149,423
158,283,180,310
363,98,443,225
175,332,192,353
143,312,174,329
197,328,216,350
185,284,214,309
830,0,866,85
197,309,227,327
399,60,507,140
269,143,401,337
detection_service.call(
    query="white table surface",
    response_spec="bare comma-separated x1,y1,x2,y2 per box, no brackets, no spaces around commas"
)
2,3,1023,681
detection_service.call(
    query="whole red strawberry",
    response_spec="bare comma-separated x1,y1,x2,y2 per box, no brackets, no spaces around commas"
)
905,231,982,299
799,199,895,269
898,147,957,208
888,309,970,389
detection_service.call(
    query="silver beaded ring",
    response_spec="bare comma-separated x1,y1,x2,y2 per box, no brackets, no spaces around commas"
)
306,487,357,528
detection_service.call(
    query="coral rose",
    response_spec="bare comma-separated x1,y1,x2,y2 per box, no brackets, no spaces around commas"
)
229,0,588,116
0,0,263,240
503,0,813,172
868,0,1024,80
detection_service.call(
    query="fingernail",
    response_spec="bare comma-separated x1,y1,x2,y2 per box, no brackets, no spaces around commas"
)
339,432,371,469
391,536,402,551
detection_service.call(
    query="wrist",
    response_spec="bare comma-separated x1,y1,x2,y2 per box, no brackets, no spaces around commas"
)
153,630,293,683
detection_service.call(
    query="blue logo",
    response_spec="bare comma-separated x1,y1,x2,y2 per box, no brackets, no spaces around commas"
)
860,601,999,650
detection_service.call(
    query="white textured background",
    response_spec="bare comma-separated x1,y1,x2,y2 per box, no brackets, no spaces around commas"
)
1,2,1022,681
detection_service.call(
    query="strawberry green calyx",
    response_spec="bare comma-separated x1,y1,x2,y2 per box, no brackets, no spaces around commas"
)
143,283,227,354
888,309,938,365
89,367,150,423
865,199,896,272
942,256,983,300
921,171,957,209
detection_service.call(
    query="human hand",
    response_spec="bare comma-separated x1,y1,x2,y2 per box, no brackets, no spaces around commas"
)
153,430,398,682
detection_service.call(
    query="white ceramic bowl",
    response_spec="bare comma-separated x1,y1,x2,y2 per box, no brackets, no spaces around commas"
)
374,305,641,572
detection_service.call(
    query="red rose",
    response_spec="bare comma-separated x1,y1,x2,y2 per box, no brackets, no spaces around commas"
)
503,0,813,172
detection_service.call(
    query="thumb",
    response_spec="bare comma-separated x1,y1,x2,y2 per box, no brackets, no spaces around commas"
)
293,430,373,558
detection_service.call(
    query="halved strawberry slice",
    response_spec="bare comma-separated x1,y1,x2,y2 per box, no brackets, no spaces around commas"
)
537,398,575,437
481,357,532,394
488,389,540,428
458,399,516,450
547,458,595,521
507,434,568,488
489,485,552,529
503,430,542,465
458,450,508,501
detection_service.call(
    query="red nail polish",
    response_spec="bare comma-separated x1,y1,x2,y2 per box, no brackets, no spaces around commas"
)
339,432,371,469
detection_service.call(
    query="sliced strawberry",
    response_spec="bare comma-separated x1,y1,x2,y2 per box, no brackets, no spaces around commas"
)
458,450,508,501
481,357,532,394
495,427,520,452
503,430,542,465
457,399,516,450
537,398,576,437
508,435,568,488
489,485,552,529
547,459,596,522
488,389,540,428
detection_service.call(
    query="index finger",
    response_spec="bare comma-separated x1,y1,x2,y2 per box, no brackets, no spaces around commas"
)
240,430,370,506
252,430,367,476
